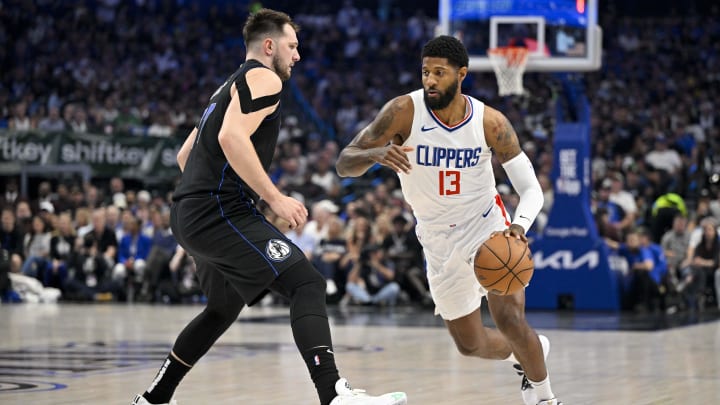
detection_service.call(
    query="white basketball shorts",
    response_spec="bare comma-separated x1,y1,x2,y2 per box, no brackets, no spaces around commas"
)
416,195,510,321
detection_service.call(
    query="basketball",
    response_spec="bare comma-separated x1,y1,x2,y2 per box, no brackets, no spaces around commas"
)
473,234,534,296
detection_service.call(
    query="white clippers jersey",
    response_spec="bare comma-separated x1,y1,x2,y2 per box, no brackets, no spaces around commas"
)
398,89,497,227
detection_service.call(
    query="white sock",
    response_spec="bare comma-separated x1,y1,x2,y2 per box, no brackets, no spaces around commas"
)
502,351,518,363
529,374,555,401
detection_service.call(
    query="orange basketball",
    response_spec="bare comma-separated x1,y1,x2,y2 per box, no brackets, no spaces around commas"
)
473,234,534,296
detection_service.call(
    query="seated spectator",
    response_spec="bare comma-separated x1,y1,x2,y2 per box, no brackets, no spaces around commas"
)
343,244,400,307
37,106,66,132
44,213,75,292
638,228,669,311
139,209,177,301
606,229,661,312
20,216,51,279
0,207,24,273
155,245,202,304
113,216,153,298
382,215,430,305
660,214,690,308
64,234,123,302
679,218,719,311
312,215,347,298
595,179,626,241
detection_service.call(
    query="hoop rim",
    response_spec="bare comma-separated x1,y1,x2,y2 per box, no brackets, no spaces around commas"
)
487,46,530,55
487,46,530,67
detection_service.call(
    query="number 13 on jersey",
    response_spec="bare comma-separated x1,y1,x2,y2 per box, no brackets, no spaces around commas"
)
438,170,460,195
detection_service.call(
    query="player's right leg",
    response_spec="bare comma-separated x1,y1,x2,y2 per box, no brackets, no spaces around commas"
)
444,307,515,359
133,259,245,405
270,259,407,405
487,290,561,405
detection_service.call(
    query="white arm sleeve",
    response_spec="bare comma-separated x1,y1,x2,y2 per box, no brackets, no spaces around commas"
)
501,152,544,233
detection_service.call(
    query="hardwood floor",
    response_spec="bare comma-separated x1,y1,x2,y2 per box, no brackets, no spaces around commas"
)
0,304,718,404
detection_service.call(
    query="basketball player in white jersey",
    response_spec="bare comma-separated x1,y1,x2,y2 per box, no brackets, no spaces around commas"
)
336,36,562,405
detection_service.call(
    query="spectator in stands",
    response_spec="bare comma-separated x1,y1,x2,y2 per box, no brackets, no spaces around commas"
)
679,218,720,311
46,212,75,291
1,179,20,207
15,200,33,235
20,216,51,279
606,229,657,312
8,101,32,131
0,207,24,273
608,172,637,231
344,244,400,307
305,199,339,245
313,215,348,298
141,209,177,302
83,207,117,279
32,181,54,215
114,216,153,299
53,183,73,214
105,204,123,241
310,155,341,198
382,215,429,305
37,106,66,132
284,221,316,260
660,214,690,291
645,135,683,176
65,231,123,302
162,245,201,303
638,228,669,311
344,214,371,267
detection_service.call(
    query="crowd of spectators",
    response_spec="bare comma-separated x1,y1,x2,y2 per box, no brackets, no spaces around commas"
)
1,1,720,312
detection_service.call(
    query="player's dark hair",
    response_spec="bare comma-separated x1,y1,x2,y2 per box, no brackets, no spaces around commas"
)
243,8,299,48
421,35,469,69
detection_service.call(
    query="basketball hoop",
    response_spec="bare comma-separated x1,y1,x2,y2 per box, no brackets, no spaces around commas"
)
488,47,529,96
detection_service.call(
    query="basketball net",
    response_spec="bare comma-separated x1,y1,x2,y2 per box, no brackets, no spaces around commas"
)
488,47,529,96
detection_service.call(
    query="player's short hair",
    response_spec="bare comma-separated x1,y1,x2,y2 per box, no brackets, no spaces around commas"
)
421,35,469,69
243,8,299,48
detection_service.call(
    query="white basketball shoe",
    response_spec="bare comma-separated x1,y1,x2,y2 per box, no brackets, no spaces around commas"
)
514,334,551,405
329,378,407,405
131,394,177,405
537,399,563,405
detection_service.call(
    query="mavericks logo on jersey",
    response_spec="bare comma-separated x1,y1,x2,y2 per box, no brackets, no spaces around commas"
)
416,145,483,168
266,239,292,262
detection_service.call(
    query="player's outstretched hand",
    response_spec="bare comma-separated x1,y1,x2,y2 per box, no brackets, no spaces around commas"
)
267,194,308,229
371,145,413,174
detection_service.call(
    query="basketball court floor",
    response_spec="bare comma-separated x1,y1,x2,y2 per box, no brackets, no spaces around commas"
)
1,303,718,404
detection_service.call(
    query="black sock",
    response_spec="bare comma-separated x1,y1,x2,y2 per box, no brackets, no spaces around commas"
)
292,313,340,405
143,354,192,404
301,345,340,405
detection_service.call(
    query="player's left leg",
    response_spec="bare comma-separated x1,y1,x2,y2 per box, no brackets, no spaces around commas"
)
487,290,561,405
137,259,245,405
270,259,406,405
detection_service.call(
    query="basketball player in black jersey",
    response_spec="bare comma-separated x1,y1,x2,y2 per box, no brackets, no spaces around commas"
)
131,9,406,405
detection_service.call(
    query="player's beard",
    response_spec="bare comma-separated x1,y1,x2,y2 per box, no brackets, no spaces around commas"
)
273,54,291,81
424,79,458,110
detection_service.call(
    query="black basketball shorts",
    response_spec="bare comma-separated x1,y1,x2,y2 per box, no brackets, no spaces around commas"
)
171,196,305,305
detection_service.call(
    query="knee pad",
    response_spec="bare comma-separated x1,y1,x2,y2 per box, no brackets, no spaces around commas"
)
277,260,328,320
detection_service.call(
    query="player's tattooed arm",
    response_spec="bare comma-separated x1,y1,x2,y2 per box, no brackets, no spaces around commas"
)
484,106,522,164
336,96,414,177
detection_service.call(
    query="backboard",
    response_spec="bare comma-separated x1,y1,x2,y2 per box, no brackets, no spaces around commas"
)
437,0,602,72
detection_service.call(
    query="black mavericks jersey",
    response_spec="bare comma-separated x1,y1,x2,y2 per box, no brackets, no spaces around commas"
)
173,60,281,203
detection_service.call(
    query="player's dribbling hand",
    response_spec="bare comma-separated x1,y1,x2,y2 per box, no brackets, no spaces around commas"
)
267,194,308,229
371,145,413,174
491,224,527,243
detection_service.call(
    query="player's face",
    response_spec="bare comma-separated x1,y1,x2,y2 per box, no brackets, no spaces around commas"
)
422,57,460,110
272,24,300,81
